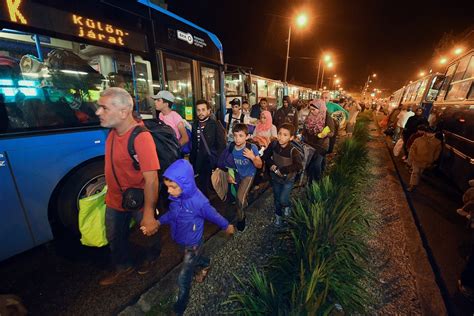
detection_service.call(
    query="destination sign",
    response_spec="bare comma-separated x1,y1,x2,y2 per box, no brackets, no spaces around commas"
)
0,0,147,52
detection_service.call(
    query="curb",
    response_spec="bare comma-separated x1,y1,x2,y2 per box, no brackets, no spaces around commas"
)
371,114,448,315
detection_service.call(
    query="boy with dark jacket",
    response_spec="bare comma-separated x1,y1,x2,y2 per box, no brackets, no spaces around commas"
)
262,123,303,226
145,159,235,315
190,99,226,196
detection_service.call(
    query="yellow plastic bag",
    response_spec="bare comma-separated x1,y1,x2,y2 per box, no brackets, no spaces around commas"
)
318,126,331,138
78,186,108,247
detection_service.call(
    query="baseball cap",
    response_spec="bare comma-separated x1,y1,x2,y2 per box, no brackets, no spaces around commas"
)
151,90,175,102
229,98,241,106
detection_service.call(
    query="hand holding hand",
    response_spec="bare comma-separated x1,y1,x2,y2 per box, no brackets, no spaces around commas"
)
140,217,159,236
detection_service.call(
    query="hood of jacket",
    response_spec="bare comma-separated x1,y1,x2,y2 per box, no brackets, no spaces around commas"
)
163,159,197,200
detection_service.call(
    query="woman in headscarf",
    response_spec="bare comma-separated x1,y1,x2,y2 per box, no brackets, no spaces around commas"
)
302,99,335,183
252,110,277,148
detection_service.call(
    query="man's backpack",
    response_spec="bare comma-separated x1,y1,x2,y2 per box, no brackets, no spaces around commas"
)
128,119,181,173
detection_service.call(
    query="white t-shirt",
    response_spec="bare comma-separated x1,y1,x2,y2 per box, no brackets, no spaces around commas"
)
224,111,251,142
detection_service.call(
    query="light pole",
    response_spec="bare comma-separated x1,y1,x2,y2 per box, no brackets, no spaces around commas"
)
361,73,377,95
284,13,308,83
320,61,333,89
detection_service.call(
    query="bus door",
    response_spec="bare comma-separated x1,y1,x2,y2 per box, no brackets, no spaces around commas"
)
0,150,35,260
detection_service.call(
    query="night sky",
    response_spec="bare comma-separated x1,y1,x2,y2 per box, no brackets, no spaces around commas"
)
167,0,473,94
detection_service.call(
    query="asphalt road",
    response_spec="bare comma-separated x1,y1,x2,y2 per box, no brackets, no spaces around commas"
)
0,186,269,316
380,113,474,316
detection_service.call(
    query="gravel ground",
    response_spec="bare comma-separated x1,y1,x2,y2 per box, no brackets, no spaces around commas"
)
146,123,427,315
362,131,423,315
184,188,286,315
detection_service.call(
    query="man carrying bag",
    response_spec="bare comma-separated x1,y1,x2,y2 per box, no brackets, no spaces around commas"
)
95,87,160,286
190,99,226,196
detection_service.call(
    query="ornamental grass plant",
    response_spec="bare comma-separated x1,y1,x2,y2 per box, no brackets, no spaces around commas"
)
228,118,373,315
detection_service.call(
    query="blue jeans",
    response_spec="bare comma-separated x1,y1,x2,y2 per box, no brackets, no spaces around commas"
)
308,153,326,183
270,173,295,216
174,241,209,314
105,207,161,270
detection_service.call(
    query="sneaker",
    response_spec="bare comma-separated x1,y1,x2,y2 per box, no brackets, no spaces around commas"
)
274,215,283,227
138,258,159,275
283,207,291,217
99,267,134,286
458,280,474,302
236,216,246,232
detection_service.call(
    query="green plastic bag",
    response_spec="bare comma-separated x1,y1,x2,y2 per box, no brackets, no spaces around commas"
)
78,186,108,247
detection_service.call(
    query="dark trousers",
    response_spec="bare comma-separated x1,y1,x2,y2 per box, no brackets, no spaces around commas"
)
105,207,161,270
195,161,213,197
462,242,474,288
270,173,295,216
174,241,209,314
308,153,326,183
327,123,339,153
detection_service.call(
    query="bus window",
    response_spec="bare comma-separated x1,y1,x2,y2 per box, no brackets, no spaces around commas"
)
467,83,474,100
446,80,472,101
415,78,428,102
201,65,219,113
437,63,458,101
452,55,471,82
163,55,194,121
463,56,474,80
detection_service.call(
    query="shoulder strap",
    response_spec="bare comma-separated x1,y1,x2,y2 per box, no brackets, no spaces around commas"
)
240,113,245,122
199,125,212,156
110,133,123,193
226,113,231,131
229,141,236,153
246,142,252,150
128,125,147,171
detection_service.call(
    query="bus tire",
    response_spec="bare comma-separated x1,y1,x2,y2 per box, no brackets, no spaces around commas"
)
53,160,105,239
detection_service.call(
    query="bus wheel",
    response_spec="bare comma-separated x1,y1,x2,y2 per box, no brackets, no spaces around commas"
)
53,160,105,238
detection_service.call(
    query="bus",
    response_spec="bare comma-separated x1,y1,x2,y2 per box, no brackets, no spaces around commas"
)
0,0,225,261
431,49,474,191
224,68,316,111
388,87,406,112
400,73,445,118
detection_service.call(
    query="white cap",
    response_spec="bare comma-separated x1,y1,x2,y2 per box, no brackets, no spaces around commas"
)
151,90,175,102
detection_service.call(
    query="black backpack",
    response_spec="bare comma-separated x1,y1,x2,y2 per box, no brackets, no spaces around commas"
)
226,111,245,131
128,119,181,173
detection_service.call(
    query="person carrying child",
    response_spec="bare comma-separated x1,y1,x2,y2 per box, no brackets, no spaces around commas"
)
142,159,235,316
262,123,303,226
217,123,263,231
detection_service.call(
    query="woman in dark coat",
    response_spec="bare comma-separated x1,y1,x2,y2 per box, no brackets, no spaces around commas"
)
302,99,335,183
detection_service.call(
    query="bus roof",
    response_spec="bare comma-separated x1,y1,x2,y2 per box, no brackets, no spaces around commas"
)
138,0,223,52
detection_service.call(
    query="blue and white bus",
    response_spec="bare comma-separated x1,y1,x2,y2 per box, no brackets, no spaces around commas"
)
0,0,225,261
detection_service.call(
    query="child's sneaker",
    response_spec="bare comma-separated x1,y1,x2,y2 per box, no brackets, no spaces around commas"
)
283,207,291,217
274,215,283,227
236,216,246,232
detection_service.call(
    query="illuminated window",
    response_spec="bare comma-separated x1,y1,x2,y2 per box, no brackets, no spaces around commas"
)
201,66,219,113
164,55,193,121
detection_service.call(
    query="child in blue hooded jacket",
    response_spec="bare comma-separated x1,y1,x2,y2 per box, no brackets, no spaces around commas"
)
143,159,234,315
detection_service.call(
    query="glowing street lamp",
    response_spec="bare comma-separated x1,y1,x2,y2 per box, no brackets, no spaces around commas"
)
284,12,309,82
439,57,448,65
419,71,425,77
372,73,377,78
454,47,464,55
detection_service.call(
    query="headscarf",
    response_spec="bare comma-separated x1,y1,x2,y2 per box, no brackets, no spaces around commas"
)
304,99,327,135
255,110,273,133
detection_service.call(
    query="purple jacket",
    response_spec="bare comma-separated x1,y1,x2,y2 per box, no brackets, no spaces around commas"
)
159,159,229,246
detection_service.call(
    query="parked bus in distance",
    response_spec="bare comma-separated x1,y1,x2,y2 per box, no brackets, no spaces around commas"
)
225,66,316,112
400,73,445,118
388,87,406,112
431,48,474,191
0,0,225,262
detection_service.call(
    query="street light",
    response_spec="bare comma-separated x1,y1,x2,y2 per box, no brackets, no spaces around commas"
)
317,53,334,89
454,47,464,55
419,71,425,77
439,57,447,65
284,12,308,82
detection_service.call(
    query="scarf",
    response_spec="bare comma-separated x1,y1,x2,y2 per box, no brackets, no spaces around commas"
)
304,99,327,135
255,110,273,133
